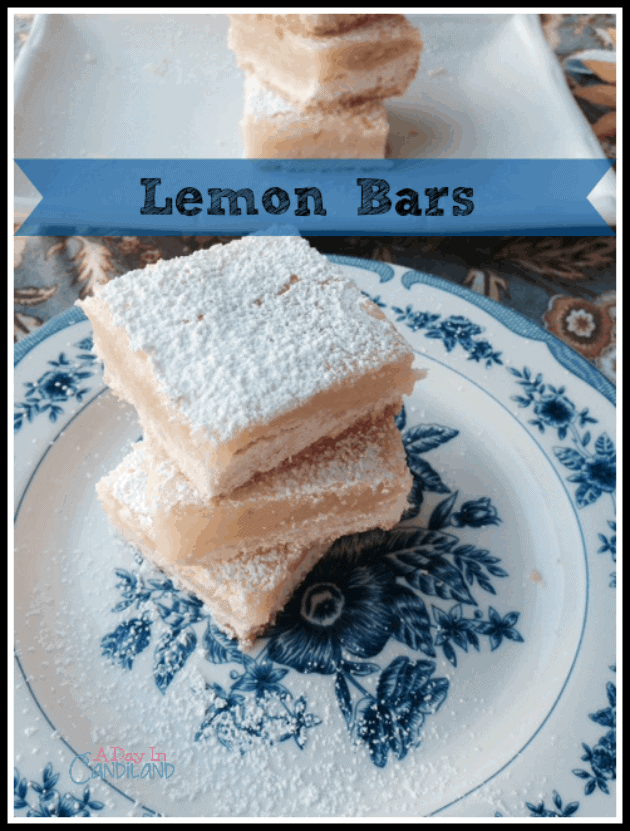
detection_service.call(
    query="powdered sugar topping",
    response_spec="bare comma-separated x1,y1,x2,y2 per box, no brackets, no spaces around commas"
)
94,237,412,444
134,412,406,515
101,442,324,597
244,75,293,116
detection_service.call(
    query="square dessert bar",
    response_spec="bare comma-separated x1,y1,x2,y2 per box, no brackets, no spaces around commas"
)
126,408,411,565
98,445,331,645
80,236,419,497
228,14,422,108
241,75,389,159
98,412,411,644
268,14,397,36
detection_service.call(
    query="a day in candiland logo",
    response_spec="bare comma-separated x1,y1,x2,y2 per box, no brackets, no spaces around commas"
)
69,747,174,783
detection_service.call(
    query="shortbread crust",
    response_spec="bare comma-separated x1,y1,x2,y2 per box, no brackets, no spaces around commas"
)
98,427,411,644
136,408,411,563
241,75,389,159
260,14,397,36
228,15,422,108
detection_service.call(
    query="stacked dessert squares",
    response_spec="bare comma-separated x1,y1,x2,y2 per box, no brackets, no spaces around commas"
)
81,236,422,645
228,13,422,159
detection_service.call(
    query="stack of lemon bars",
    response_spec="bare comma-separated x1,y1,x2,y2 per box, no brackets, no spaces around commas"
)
229,13,423,158
82,236,421,645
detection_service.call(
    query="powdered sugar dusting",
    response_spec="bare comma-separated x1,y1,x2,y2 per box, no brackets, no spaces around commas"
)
89,237,412,444
243,74,388,130
99,445,152,520
143,410,408,513
100,444,322,604
98,411,410,611
18,522,467,817
244,74,294,116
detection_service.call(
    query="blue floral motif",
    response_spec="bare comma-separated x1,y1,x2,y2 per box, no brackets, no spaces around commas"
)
392,305,441,333
556,434,616,508
451,497,501,529
193,654,321,754
430,602,521,668
14,764,105,817
102,571,204,692
474,607,524,652
102,571,322,754
425,315,483,351
14,336,100,431
357,294,503,368
432,604,478,666
266,546,399,674
231,660,289,698
509,366,597,441
495,791,580,817
392,307,503,367
598,521,616,587
572,677,616,795
396,405,459,520
360,290,387,308
597,521,616,560
397,406,503,538
104,415,523,768
535,391,576,434
352,656,448,768
467,339,501,364
508,366,616,591
262,409,522,760
525,793,580,818
283,695,322,749
101,613,152,670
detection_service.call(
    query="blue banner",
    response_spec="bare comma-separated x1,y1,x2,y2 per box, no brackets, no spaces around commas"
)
15,159,614,236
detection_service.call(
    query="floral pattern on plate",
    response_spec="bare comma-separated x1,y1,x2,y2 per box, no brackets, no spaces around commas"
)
102,410,522,769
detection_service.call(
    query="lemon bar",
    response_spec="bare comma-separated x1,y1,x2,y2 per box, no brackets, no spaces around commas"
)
241,75,389,159
98,448,332,645
79,236,419,498
97,414,411,643
266,14,397,36
228,14,422,108
128,408,411,564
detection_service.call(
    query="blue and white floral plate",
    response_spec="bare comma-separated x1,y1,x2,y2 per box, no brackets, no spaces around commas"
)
14,258,616,818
